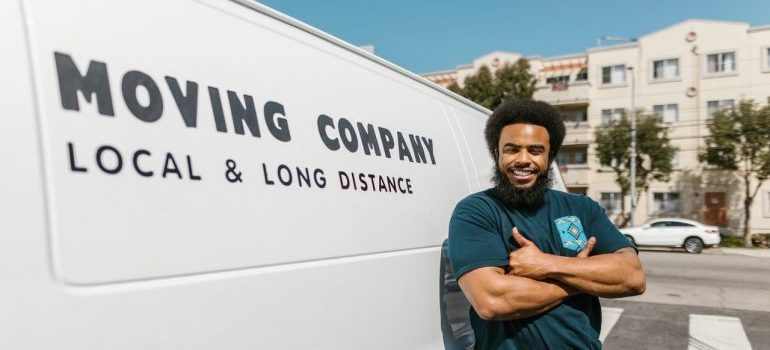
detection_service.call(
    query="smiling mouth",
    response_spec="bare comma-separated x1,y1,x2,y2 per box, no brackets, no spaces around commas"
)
507,167,538,182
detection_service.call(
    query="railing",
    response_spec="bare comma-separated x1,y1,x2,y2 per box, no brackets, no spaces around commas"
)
534,81,590,105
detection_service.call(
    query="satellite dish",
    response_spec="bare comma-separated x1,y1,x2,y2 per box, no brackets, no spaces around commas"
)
686,87,698,97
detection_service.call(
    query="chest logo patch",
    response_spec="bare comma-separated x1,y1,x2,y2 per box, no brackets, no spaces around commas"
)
554,215,587,252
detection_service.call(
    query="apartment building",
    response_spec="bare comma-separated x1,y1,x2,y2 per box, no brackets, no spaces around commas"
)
422,20,770,233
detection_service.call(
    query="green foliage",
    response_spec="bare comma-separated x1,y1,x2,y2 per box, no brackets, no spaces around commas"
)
700,100,770,238
594,111,677,226
452,59,536,110
460,66,498,109
700,100,770,178
719,235,745,248
495,59,537,104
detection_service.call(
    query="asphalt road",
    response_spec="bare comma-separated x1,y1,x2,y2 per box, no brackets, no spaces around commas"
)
600,250,770,350
625,250,770,312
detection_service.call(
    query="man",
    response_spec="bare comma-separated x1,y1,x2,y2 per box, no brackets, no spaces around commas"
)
448,99,645,349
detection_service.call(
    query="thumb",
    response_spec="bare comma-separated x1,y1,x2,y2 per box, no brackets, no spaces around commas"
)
577,236,597,258
512,227,533,247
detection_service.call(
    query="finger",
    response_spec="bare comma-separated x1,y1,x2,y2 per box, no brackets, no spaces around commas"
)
512,227,533,247
577,236,597,258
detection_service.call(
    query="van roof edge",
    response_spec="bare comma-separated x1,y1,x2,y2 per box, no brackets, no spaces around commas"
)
228,0,491,115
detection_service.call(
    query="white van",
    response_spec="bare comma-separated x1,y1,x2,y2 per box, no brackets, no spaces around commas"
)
0,0,566,348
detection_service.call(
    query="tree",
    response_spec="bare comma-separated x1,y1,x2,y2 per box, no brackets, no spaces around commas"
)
594,112,677,227
494,58,537,104
459,66,499,109
451,59,536,110
699,100,770,244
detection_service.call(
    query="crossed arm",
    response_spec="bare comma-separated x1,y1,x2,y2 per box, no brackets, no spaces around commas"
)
457,228,645,321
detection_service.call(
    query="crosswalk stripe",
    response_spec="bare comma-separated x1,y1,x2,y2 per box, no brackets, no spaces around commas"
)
600,307,624,343
688,314,752,350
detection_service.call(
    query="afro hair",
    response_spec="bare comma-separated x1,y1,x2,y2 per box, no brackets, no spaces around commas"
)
484,99,566,162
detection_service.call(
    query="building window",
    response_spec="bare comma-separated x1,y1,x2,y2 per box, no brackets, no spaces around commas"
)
765,48,770,71
653,192,680,213
601,108,624,125
670,152,679,167
546,75,570,91
706,52,736,74
557,146,588,165
576,68,588,81
602,64,626,85
600,192,623,213
561,111,587,123
707,99,734,119
653,104,678,122
765,191,770,217
652,59,679,80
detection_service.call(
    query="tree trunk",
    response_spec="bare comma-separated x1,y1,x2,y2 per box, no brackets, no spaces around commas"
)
619,188,630,228
743,175,753,246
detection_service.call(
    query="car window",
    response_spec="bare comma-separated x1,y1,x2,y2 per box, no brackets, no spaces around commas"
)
650,221,670,227
669,222,695,227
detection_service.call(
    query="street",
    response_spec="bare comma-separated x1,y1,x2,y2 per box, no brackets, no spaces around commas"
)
600,250,770,349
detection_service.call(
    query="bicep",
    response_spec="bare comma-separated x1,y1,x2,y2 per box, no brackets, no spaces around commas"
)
457,267,506,314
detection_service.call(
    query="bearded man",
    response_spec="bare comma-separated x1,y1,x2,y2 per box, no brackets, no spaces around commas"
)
448,99,646,349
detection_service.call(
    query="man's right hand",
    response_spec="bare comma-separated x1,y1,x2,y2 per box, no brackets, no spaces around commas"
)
506,228,597,278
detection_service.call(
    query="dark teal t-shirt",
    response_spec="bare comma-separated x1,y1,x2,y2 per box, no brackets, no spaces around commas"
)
447,188,633,350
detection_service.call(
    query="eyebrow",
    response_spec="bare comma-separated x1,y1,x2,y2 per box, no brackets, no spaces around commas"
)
502,143,546,150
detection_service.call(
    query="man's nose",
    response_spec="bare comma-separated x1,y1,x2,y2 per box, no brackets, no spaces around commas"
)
513,151,532,166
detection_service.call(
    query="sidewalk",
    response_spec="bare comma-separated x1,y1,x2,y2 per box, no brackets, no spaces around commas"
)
704,247,770,258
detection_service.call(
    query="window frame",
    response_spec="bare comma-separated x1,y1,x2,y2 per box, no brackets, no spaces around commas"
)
706,99,735,119
762,46,770,74
650,57,680,82
575,68,588,82
600,64,627,86
651,192,681,214
764,190,770,218
600,192,623,214
557,146,589,166
652,103,678,123
601,108,625,125
704,50,737,77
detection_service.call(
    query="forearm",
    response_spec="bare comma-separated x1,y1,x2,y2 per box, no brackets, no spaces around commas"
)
545,252,645,298
476,274,577,320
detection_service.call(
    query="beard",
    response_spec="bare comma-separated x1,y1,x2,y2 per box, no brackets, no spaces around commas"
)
493,165,553,210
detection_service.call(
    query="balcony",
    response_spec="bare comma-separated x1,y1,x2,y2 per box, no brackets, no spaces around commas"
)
559,165,592,187
534,81,590,106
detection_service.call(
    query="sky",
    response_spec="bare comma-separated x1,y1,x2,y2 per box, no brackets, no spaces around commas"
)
256,0,770,74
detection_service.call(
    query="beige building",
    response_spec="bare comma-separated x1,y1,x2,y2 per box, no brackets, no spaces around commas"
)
422,19,770,234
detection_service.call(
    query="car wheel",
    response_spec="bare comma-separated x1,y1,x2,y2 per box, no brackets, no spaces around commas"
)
624,235,636,245
683,237,704,254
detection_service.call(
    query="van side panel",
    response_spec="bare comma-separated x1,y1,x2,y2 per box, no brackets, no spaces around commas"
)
1,0,494,349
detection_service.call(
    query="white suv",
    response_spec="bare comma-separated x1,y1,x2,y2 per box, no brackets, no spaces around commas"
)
620,218,721,254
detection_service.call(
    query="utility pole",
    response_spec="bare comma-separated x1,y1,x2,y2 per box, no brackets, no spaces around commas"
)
628,66,637,227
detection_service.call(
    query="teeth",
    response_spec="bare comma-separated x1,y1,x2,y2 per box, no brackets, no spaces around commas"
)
512,169,534,176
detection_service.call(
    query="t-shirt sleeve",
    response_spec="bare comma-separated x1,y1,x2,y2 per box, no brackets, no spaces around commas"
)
584,197,636,255
447,196,509,279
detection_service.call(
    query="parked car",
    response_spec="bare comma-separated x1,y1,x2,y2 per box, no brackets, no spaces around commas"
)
620,218,721,254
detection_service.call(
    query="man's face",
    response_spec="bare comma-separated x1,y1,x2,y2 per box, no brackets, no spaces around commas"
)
497,123,551,188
